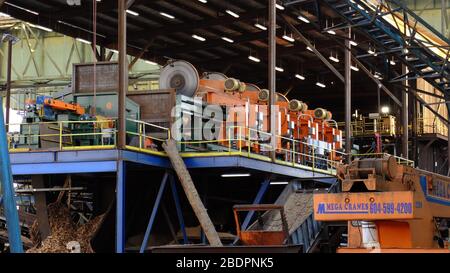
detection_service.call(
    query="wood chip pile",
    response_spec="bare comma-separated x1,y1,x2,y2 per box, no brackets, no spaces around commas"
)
27,202,104,253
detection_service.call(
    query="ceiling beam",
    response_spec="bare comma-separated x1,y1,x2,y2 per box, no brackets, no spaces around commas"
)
281,14,345,82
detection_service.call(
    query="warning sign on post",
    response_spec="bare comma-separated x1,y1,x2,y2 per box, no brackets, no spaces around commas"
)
313,191,417,221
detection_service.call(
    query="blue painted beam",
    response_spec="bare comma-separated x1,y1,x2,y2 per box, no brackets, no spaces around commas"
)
0,97,23,253
122,150,170,168
169,174,188,244
10,149,120,164
12,161,117,175
140,172,169,253
116,160,125,253
9,150,333,179
241,178,271,231
184,156,334,179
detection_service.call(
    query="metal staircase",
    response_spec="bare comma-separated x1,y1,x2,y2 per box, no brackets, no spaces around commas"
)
324,0,450,95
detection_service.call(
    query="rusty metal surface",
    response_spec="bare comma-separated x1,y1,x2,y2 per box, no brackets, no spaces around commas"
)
73,62,119,94
240,231,286,246
127,89,176,125
233,204,290,246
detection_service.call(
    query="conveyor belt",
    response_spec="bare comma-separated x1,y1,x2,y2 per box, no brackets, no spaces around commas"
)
259,192,313,234
247,181,338,252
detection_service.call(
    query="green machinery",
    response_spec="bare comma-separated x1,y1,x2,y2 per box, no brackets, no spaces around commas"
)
14,92,140,149
74,92,140,133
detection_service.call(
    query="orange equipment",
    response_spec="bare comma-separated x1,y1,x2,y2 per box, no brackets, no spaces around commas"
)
313,155,450,252
43,98,85,115
233,204,290,246
158,60,344,164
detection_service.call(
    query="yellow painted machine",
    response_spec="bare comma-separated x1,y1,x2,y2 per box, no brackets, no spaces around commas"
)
313,156,450,252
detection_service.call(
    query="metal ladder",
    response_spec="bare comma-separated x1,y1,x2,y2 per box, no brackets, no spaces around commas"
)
324,0,450,94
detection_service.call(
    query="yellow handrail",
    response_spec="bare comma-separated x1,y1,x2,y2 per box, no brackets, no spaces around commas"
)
7,118,415,175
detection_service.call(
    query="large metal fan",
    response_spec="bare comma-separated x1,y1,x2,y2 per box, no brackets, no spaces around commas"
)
201,72,228,81
159,60,199,97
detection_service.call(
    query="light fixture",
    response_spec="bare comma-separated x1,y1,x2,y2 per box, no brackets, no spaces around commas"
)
248,55,261,62
5,2,39,15
221,37,234,43
350,33,358,46
316,82,326,88
329,52,339,63
198,0,207,3
221,173,251,177
145,60,158,66
255,23,267,31
282,34,295,43
307,45,314,52
110,49,118,54
389,57,396,66
76,38,91,45
57,20,106,38
275,66,284,72
276,4,285,10
374,73,383,80
226,10,239,18
350,65,359,71
29,23,52,32
298,15,310,23
192,34,206,41
326,19,336,35
295,74,305,80
160,12,175,19
367,47,375,54
381,106,390,114
126,9,139,16
270,181,289,185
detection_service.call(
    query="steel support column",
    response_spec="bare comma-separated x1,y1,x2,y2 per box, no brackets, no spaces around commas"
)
377,85,381,115
447,102,450,176
402,65,409,159
268,0,277,161
118,0,127,149
241,178,271,230
31,175,50,241
115,160,125,253
5,40,12,132
442,0,448,35
140,172,169,253
0,97,23,253
345,29,352,162
169,174,188,244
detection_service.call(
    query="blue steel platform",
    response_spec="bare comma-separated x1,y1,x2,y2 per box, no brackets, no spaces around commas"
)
10,149,335,179
10,148,336,253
